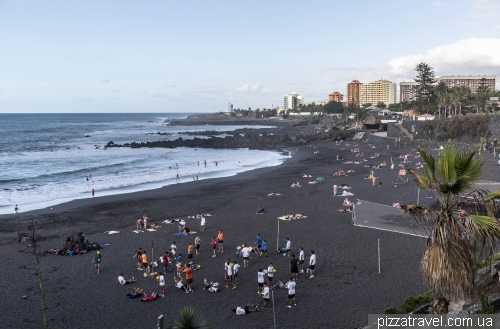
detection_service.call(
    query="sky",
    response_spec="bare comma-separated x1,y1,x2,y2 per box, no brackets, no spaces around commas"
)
0,0,499,113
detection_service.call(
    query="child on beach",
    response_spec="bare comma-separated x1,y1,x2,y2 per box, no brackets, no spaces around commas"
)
212,237,217,257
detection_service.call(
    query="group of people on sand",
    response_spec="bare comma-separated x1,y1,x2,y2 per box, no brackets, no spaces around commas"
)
290,182,302,188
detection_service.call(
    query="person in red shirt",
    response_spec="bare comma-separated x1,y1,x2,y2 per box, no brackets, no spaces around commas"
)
162,252,169,274
183,264,193,293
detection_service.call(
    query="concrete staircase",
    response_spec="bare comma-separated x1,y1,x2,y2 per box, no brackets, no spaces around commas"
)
394,122,413,140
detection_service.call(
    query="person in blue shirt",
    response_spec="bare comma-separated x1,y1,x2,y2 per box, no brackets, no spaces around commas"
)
260,240,267,258
255,234,262,253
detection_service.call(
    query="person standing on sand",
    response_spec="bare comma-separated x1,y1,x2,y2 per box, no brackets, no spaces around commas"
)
141,250,148,274
159,273,165,297
196,175,199,182
285,238,291,258
372,176,376,187
93,250,101,274
133,247,143,270
176,173,180,183
267,262,274,286
200,216,205,231
211,237,217,257
14,205,19,215
284,277,297,308
309,250,316,279
92,189,95,197
162,251,169,274
187,243,195,261
333,185,338,197
183,264,193,293
299,247,305,273
233,260,240,285
290,255,299,280
195,235,201,256
217,230,224,253
257,268,265,295
379,180,383,188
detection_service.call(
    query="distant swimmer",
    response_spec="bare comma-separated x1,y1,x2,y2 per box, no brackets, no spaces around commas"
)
89,173,92,179
86,176,89,181
215,161,218,167
14,205,19,215
92,189,95,197
176,163,179,168
204,160,207,167
176,174,180,183
196,175,199,182
198,161,200,166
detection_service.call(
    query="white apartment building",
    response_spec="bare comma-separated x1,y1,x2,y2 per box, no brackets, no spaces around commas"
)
283,92,304,110
360,79,397,105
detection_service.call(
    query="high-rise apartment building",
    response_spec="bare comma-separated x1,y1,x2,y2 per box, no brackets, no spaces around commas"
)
360,79,397,105
283,92,304,111
400,82,419,102
438,75,496,92
328,91,343,102
347,80,362,106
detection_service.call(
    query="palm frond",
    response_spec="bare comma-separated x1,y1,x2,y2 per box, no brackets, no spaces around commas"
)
483,191,500,201
465,215,500,240
437,144,457,185
419,148,436,180
408,169,431,188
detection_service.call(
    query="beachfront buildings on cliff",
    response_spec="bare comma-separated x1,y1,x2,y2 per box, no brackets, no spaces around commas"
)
283,92,304,111
347,80,362,106
360,79,397,105
328,91,343,102
400,75,496,102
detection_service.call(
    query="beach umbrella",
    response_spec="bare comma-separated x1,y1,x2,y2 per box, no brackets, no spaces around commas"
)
316,177,324,181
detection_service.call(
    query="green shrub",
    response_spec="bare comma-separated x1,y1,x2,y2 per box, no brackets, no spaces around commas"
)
479,295,495,314
384,307,402,314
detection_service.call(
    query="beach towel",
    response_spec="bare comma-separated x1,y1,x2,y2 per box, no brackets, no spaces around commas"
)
133,230,144,233
173,232,187,236
146,229,157,232
342,191,354,196
103,231,120,234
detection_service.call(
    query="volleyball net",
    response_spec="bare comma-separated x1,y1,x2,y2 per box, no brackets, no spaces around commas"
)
352,199,432,238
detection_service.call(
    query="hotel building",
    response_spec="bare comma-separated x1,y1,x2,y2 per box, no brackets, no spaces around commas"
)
347,80,362,106
283,92,304,111
328,91,343,102
360,79,397,105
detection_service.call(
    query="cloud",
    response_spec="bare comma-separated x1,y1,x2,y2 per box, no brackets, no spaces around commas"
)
471,0,500,18
101,80,110,83
432,2,454,6
385,38,500,78
165,84,177,88
132,92,148,96
151,93,169,98
238,83,263,92
196,85,230,93
73,97,92,102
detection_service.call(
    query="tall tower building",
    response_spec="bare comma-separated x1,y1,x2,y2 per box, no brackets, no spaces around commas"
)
283,92,304,111
328,91,343,102
360,79,397,105
347,80,362,106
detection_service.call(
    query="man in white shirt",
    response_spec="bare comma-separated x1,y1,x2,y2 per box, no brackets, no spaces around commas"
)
117,273,136,285
262,283,270,307
226,260,236,289
284,277,296,308
233,260,240,285
285,238,291,258
299,247,305,273
241,244,252,268
233,303,259,314
257,268,265,294
309,250,316,278
267,262,274,286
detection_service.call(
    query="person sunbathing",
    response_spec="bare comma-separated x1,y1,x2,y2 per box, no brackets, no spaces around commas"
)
380,162,387,167
150,223,161,229
174,276,188,291
308,181,318,184
118,273,137,285
204,281,220,292
126,288,145,299
233,303,260,314
256,207,266,214
268,192,276,196
337,208,352,213
183,227,191,234
295,213,306,219
313,151,319,155
333,171,338,177
346,170,355,173
340,185,351,189
343,198,353,206
392,203,401,208
141,292,159,302
338,170,345,176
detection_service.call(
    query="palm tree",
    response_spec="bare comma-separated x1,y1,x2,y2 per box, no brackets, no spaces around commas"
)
456,86,471,116
405,144,500,313
168,306,211,329
434,81,448,118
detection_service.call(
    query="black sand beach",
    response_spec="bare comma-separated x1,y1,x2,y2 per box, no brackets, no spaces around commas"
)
3,139,499,329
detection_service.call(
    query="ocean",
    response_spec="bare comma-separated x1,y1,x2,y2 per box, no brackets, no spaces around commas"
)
0,113,288,214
